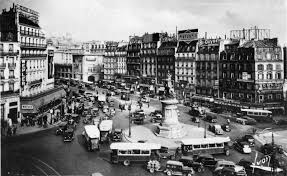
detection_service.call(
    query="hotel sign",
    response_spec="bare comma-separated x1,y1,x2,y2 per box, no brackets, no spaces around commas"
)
178,29,198,42
258,83,283,90
20,60,27,89
199,39,220,46
22,105,34,110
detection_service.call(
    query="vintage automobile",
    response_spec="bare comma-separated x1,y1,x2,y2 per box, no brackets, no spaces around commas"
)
214,160,247,176
147,160,162,173
164,160,194,176
111,129,123,142
179,156,205,173
194,154,219,167
149,110,162,117
55,121,68,135
63,128,75,142
208,124,224,135
205,114,217,123
191,117,200,123
213,167,237,176
150,114,163,123
261,143,284,155
221,124,231,132
157,146,176,159
233,140,252,154
131,113,145,125
241,134,255,147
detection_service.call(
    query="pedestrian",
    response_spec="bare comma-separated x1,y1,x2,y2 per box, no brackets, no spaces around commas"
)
13,124,17,135
227,118,230,125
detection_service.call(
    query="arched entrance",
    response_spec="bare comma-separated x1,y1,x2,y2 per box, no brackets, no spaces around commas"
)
88,75,95,82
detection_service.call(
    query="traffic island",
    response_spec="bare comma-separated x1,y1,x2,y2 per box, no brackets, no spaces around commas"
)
123,124,213,149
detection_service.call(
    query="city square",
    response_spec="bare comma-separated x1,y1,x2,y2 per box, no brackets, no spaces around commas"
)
1,0,287,176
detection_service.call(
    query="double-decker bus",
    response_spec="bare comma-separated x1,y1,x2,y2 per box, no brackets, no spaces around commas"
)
181,137,231,156
110,142,161,166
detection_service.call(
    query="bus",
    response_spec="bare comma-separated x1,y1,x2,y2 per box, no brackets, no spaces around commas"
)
82,125,100,151
240,109,273,122
110,142,161,166
181,137,231,156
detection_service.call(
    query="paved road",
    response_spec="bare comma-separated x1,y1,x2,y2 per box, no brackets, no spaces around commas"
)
0,87,259,176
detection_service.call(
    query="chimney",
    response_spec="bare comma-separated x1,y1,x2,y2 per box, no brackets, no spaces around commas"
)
243,28,245,39
205,32,207,39
225,34,226,39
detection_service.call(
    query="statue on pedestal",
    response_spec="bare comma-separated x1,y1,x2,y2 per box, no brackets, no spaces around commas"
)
164,71,176,99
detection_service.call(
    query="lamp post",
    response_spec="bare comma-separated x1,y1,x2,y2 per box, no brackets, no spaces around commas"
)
128,103,131,137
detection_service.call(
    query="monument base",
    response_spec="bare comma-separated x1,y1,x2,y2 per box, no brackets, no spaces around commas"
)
155,123,187,139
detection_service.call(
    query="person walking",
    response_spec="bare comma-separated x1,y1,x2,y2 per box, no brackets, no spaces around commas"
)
12,124,17,135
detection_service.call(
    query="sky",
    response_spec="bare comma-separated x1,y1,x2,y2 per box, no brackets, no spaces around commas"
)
0,0,287,45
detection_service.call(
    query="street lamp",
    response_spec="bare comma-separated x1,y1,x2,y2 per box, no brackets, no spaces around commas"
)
128,103,132,137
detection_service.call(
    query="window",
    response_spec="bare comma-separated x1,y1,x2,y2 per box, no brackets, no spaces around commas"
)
257,64,264,71
132,150,140,154
268,94,273,100
276,94,281,100
276,64,281,70
209,143,216,148
9,83,14,91
0,70,4,78
118,150,128,155
9,70,14,78
216,143,223,147
193,145,200,149
276,73,281,79
267,73,272,79
141,150,150,154
258,74,264,80
267,64,273,71
201,144,208,148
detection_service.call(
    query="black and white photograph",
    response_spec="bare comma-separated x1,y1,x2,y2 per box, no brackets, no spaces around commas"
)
0,0,287,175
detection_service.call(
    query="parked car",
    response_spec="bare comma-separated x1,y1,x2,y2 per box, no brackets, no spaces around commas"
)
55,122,68,135
209,124,224,135
131,114,145,125
63,128,75,142
214,160,247,176
150,110,162,117
236,117,257,125
233,140,252,154
110,129,123,142
205,114,217,123
194,154,219,167
191,117,200,123
261,143,284,155
213,167,237,176
157,146,176,159
179,156,204,173
221,124,231,132
164,160,194,176
241,135,255,147
150,114,163,123
134,109,146,118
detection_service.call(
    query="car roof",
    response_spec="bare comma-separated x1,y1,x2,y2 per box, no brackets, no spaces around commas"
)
217,160,235,165
166,160,183,166
180,156,194,161
84,125,100,138
181,137,230,145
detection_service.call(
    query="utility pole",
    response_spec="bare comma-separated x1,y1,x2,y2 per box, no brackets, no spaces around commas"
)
128,103,131,137
204,122,207,138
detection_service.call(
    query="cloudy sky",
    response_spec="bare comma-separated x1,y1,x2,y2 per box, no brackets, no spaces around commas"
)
1,0,287,44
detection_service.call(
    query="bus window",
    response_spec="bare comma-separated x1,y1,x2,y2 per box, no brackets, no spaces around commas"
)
127,150,132,154
141,150,150,155
262,113,267,116
216,143,223,147
254,112,259,115
209,143,216,148
119,150,128,155
247,112,253,115
201,144,208,148
132,150,140,154
193,145,200,149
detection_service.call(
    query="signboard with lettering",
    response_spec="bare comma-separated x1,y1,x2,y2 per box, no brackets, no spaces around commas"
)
20,60,27,89
22,105,34,110
258,83,283,90
178,29,198,42
199,39,220,46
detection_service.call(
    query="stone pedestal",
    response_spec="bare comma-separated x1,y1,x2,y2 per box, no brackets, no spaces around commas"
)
155,99,186,139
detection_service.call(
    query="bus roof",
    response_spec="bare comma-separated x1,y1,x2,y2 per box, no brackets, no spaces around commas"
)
110,142,161,150
181,137,231,145
241,109,272,114
99,120,113,131
84,125,100,138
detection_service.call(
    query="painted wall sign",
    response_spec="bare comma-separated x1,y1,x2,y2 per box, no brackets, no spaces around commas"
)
178,29,198,42
199,39,220,46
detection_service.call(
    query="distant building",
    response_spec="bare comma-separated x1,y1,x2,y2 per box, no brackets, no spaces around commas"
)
104,41,118,81
140,33,161,93
0,4,65,120
218,38,284,113
54,49,73,81
175,29,198,102
115,44,127,76
195,38,220,99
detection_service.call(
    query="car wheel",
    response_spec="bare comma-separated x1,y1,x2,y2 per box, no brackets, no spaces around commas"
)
149,168,155,173
187,173,192,176
197,167,202,172
166,170,172,176
123,160,130,166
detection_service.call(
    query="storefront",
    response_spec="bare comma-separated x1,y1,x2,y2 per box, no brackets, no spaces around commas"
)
21,87,66,116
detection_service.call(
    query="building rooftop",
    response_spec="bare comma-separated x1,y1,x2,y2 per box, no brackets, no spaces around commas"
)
19,15,40,28
177,40,197,53
240,38,278,48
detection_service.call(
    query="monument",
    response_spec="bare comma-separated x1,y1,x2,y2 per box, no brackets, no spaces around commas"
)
155,72,186,138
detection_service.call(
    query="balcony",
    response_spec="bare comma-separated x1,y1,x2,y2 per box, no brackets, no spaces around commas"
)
20,43,47,49
20,30,45,38
0,51,19,56
29,79,42,86
0,89,20,97
21,54,47,58
0,63,6,68
8,75,15,79
8,63,16,69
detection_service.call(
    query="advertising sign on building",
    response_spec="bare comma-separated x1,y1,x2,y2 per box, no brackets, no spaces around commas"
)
199,39,220,46
20,60,27,89
22,105,34,110
178,29,198,43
